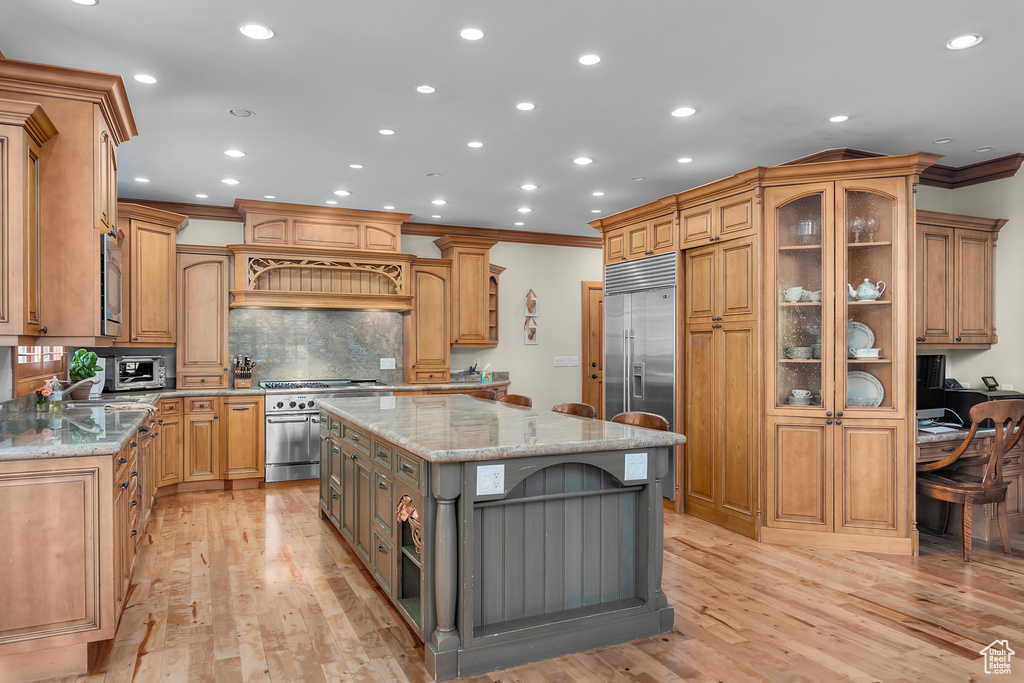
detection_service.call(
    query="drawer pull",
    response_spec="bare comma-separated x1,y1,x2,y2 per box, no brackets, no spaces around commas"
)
378,450,388,459
131,471,137,478
130,529,137,537
130,442,137,448
378,481,389,490
332,493,340,500
350,434,360,442
130,500,137,507
377,544,388,554
332,447,340,454
120,481,129,489
232,407,249,411
942,447,955,453
118,457,127,465
401,463,414,473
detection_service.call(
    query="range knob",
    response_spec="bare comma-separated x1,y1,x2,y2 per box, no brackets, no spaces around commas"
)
308,399,316,408
275,401,284,409
289,401,297,408
297,402,306,410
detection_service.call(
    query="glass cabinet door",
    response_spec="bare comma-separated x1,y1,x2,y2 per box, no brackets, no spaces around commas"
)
836,179,903,413
770,184,834,411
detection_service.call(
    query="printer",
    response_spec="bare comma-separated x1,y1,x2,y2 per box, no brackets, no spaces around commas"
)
945,388,1024,426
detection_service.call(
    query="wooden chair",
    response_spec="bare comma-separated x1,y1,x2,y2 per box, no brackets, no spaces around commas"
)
499,394,533,408
551,402,597,419
611,411,669,431
466,389,497,400
917,399,1024,562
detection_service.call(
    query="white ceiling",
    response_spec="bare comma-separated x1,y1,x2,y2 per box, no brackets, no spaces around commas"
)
3,1,1022,237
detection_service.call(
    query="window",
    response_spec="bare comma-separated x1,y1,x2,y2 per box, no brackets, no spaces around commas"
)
13,345,66,397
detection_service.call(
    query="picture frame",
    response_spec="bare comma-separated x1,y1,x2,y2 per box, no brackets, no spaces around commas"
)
525,318,539,345
525,289,539,317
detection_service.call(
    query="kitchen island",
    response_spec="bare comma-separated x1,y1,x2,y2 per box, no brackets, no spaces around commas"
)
316,394,687,680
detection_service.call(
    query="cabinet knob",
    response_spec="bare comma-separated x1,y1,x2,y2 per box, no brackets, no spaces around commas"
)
836,411,843,417
377,544,388,554
956,337,962,342
591,361,597,368
118,457,127,465
120,481,129,489
130,529,137,537
133,336,138,341
130,442,137,448
332,493,340,499
826,419,833,425
708,237,714,242
39,326,47,334
592,374,598,379
378,481,389,490
201,378,206,383
836,419,843,425
131,470,137,478
130,500,137,507
214,415,219,419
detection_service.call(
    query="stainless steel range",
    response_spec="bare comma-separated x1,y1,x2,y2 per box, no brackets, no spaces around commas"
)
262,379,391,482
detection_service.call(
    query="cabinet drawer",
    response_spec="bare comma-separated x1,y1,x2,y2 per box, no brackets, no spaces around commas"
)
329,440,342,484
159,398,182,416
396,451,421,487
178,374,226,389
917,438,984,463
1003,453,1022,469
343,424,369,453
329,416,342,438
329,483,342,525
185,397,217,414
374,471,395,536
372,529,395,596
373,441,394,470
412,368,449,383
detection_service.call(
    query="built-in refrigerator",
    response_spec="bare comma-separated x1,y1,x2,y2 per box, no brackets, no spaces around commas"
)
604,252,677,500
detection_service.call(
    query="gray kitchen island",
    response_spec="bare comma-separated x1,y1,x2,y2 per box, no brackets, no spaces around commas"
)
316,393,686,680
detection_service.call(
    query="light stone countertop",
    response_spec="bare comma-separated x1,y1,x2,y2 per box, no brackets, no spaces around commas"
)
916,426,995,445
317,394,687,463
0,397,150,461
98,378,510,400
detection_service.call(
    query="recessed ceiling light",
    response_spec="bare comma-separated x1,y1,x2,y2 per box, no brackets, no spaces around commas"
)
829,115,850,123
520,184,538,191
432,215,442,219
579,54,601,66
518,207,532,213
222,178,240,185
224,149,246,157
70,0,98,5
334,190,351,197
426,173,441,178
239,24,274,40
671,106,697,117
933,137,953,144
195,194,208,198
229,108,255,118
975,146,995,153
631,176,645,182
516,102,536,111
133,74,156,84
263,195,275,199
677,157,693,163
384,205,395,210
134,177,149,183
416,85,436,94
379,129,395,135
326,200,338,205
432,199,447,205
460,28,484,41
592,191,604,196
467,141,483,148
591,209,602,213
946,34,983,50
514,222,524,226
573,157,593,165
349,164,363,169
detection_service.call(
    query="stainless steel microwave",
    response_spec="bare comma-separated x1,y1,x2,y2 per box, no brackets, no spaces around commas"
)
104,356,167,391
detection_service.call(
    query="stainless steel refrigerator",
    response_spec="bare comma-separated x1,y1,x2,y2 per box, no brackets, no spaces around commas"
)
604,253,677,500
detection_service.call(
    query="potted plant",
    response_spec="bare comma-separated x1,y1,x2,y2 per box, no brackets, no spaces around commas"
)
68,349,102,399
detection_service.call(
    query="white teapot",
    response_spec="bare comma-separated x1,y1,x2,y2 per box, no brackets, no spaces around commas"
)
847,278,886,301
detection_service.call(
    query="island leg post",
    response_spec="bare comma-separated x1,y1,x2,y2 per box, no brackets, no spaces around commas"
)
431,463,462,653
654,449,672,629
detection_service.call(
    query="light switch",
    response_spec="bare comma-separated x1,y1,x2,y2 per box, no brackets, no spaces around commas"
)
624,452,648,481
554,356,570,367
380,357,396,370
569,356,580,367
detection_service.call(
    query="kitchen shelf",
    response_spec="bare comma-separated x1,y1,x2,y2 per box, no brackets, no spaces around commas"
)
846,358,892,364
779,358,821,363
779,244,823,251
401,544,422,568
779,302,822,307
846,300,892,306
846,241,892,249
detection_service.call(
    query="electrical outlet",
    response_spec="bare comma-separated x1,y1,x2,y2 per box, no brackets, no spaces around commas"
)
569,356,580,367
962,381,971,389
624,453,648,481
380,357,396,370
553,356,570,367
1004,384,1014,391
477,464,505,495
379,395,396,409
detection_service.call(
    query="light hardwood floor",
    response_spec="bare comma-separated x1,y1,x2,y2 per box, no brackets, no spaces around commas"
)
61,483,1024,682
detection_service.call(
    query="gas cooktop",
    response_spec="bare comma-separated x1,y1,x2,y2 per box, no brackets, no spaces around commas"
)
260,379,381,392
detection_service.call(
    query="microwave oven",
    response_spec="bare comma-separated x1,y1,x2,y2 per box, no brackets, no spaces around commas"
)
104,356,167,391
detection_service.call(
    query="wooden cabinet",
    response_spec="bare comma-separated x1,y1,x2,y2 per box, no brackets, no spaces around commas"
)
116,204,185,346
0,101,56,343
434,235,499,347
604,226,626,263
0,59,136,344
679,191,759,250
154,399,183,486
184,397,221,481
404,259,451,384
235,199,410,252
915,210,1005,348
604,213,677,264
177,247,231,389
684,235,757,323
487,264,504,347
223,396,265,478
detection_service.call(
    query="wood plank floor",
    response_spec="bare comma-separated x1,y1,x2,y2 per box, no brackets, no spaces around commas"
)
59,483,1024,682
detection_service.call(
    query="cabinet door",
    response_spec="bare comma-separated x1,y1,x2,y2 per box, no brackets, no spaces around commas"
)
130,220,176,344
96,117,114,233
452,250,488,345
319,435,332,511
649,214,676,254
719,236,757,320
156,416,183,486
765,417,833,531
184,413,220,481
684,327,715,508
223,397,264,478
717,192,758,243
363,223,401,252
341,448,357,542
680,203,713,248
915,225,954,344
684,246,716,323
834,420,905,536
625,222,649,258
405,262,450,382
955,229,994,344
177,252,230,388
24,136,43,335
374,469,395,539
718,322,758,526
605,227,626,264
355,455,373,563
292,219,360,249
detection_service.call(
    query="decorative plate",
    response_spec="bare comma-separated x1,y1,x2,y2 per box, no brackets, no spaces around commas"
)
847,371,884,407
847,321,875,354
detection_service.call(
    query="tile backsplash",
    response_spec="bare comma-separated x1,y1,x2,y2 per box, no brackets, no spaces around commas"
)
229,309,403,384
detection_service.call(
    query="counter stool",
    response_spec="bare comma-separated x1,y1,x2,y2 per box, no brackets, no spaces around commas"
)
611,411,669,431
466,389,497,400
499,394,533,408
551,402,597,418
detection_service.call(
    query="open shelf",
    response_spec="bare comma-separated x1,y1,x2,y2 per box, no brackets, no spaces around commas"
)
779,301,822,307
401,544,421,568
779,244,822,251
779,358,821,363
398,597,421,626
846,358,892,364
847,299,892,306
846,241,892,249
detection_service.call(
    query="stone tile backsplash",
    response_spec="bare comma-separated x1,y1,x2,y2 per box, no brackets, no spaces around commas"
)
229,309,403,384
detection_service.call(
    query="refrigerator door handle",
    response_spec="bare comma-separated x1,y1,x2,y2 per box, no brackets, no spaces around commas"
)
632,361,645,401
623,329,630,412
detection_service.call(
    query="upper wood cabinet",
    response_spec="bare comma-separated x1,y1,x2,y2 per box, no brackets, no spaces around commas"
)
177,247,230,389
915,210,1005,349
487,263,505,347
434,235,499,347
679,190,759,250
235,199,410,253
604,213,676,264
115,203,186,347
685,235,758,324
404,259,451,383
0,59,137,344
0,100,56,343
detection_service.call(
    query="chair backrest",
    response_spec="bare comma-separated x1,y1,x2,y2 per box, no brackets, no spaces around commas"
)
466,389,497,400
972,399,1024,486
551,402,597,419
499,393,533,408
611,411,669,431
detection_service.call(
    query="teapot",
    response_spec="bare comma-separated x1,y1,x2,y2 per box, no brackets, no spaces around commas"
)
847,278,886,301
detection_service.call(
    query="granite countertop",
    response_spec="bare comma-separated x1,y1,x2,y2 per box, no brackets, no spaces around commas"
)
916,426,995,445
317,394,687,463
97,377,510,399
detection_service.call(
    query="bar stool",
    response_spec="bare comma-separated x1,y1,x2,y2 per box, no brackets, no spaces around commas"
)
551,402,597,418
611,411,669,431
466,389,497,400
499,394,533,408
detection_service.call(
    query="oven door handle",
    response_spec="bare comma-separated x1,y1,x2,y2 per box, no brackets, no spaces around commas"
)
266,416,311,424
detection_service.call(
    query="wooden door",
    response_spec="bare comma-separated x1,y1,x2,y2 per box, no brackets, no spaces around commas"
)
184,414,220,481
649,214,676,254
717,322,758,534
955,229,994,344
130,220,176,344
405,261,450,383
679,202,714,248
719,236,757,320
684,245,716,323
176,251,230,388
915,224,954,344
834,420,904,536
452,249,488,345
604,227,626,264
223,397,264,478
625,221,649,258
156,416,183,486
684,326,715,509
581,281,604,418
765,417,833,531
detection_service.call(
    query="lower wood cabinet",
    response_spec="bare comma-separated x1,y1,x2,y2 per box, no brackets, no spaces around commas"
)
223,396,265,478
184,399,221,481
155,405,184,486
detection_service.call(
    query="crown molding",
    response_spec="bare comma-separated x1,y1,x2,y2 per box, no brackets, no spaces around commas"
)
233,198,412,225
117,202,189,231
0,99,58,145
405,221,601,249
119,198,242,222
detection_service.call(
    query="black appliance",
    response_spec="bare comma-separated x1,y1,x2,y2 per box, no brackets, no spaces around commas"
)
945,388,1024,426
916,354,947,420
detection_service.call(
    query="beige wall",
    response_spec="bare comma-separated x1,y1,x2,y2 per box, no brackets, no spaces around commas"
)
176,218,243,245
915,174,1024,391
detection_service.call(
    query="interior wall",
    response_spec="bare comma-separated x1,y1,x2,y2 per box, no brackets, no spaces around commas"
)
176,218,244,246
